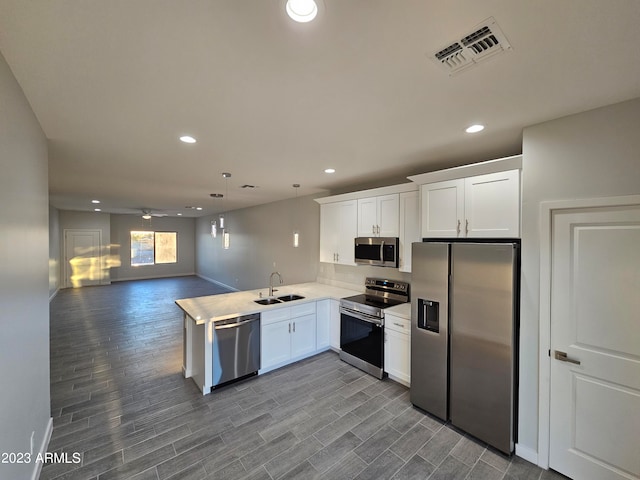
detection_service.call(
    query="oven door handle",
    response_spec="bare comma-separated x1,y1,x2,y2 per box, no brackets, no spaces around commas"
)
340,306,383,326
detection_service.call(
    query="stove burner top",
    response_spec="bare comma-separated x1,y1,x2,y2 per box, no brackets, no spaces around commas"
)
339,277,410,319
341,294,406,310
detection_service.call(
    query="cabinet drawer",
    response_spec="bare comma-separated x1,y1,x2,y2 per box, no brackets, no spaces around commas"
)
261,307,290,325
290,302,316,318
385,315,410,334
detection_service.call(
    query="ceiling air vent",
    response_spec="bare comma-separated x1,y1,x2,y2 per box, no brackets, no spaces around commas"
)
432,17,511,75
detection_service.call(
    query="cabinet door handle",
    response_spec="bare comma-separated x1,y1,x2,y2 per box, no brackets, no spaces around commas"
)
293,322,296,333
372,225,376,235
465,219,469,235
288,323,291,333
457,220,461,235
554,350,581,365
377,225,380,235
393,322,404,328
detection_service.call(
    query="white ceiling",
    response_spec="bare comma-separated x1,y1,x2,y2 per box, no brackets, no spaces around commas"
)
1,0,639,217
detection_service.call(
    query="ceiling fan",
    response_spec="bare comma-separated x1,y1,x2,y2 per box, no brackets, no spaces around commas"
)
140,209,168,220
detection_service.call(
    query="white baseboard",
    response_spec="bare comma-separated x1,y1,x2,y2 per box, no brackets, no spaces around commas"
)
30,417,53,480
111,272,196,282
196,274,239,292
48,288,60,302
515,443,539,465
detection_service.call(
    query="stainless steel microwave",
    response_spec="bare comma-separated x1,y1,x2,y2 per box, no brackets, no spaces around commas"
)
354,237,399,267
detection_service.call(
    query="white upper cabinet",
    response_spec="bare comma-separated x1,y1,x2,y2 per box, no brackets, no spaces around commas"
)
421,179,465,238
464,169,520,237
357,194,400,237
316,183,418,267
319,200,357,265
399,190,420,272
420,168,520,239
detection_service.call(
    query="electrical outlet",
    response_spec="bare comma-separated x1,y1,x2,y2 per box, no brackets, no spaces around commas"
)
30,431,35,455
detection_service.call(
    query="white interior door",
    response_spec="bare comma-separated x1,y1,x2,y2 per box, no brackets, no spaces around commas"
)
64,229,102,288
549,204,640,480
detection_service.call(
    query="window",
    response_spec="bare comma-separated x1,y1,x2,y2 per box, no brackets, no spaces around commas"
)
131,231,177,266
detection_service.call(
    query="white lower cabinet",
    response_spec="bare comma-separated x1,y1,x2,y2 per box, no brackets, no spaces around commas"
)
329,299,341,351
261,320,291,370
317,298,341,352
260,302,317,372
290,313,316,358
384,313,411,386
316,299,331,350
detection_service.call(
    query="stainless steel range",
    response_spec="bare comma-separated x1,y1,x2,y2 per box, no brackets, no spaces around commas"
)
339,277,410,379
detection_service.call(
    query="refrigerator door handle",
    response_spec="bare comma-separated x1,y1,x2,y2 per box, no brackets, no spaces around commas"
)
554,350,581,365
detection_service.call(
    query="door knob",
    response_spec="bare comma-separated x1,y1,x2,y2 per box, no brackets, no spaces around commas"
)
554,350,581,365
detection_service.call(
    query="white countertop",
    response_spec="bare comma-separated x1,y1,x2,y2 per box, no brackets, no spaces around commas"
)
175,282,362,325
385,302,411,319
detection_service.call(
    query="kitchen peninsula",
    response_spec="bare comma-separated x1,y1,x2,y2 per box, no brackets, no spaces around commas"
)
176,282,361,394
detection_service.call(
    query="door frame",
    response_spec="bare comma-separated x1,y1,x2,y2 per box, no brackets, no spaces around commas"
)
537,193,640,469
63,228,103,288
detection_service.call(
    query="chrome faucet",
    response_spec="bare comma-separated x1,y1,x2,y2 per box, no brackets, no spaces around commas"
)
269,271,283,297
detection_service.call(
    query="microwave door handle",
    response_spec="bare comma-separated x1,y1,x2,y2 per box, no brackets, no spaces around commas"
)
379,240,385,263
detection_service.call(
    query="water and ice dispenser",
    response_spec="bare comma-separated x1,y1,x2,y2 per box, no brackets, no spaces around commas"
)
417,298,439,333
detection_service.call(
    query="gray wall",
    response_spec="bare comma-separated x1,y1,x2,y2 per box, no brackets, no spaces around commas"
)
195,191,412,292
110,214,195,281
0,52,51,480
49,205,60,298
519,97,640,454
196,194,320,291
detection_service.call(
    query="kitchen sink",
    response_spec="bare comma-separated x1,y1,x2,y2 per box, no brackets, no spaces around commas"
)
277,294,305,302
254,297,282,305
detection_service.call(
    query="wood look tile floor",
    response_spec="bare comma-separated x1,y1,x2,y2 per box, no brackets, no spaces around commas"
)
45,276,563,480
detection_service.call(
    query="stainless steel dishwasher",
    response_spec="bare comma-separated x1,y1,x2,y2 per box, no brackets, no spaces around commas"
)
212,313,261,388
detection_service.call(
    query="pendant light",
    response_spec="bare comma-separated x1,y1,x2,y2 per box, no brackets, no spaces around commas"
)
292,184,300,248
221,173,231,249
209,193,223,239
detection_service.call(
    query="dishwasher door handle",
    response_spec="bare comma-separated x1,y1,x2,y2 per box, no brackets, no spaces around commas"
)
214,316,260,330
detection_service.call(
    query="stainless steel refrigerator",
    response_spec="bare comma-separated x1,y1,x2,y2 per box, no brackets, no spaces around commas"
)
410,241,519,454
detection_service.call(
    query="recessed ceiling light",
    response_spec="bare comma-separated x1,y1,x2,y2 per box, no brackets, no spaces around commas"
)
177,213,182,216
465,124,485,133
94,208,101,212
196,207,203,211
286,0,318,23
91,199,100,204
179,135,197,144
324,168,336,174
